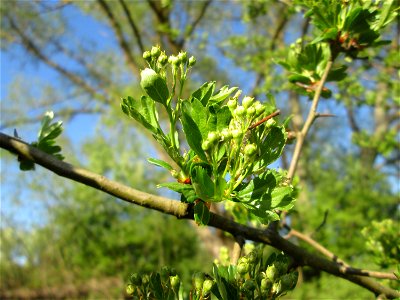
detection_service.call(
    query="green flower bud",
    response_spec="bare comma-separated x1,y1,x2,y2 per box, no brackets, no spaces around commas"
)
266,265,277,281
234,106,245,117
274,261,288,277
237,257,250,275
143,51,152,62
151,46,161,58
202,279,214,295
242,96,254,109
192,272,205,291
221,128,232,141
266,119,276,127
126,284,135,295
130,273,142,286
202,140,211,151
227,98,237,110
261,278,273,291
178,51,188,64
271,281,282,295
207,131,220,143
188,56,196,66
158,54,168,66
244,144,257,157
168,55,180,66
242,279,256,292
140,68,169,104
246,106,256,117
246,250,258,264
170,274,181,290
231,129,242,139
254,101,265,116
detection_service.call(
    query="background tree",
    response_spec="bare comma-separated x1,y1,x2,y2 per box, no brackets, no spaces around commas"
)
1,0,399,299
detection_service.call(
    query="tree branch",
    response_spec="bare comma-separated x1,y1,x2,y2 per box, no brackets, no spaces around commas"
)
119,0,145,54
1,132,399,299
285,227,398,280
97,0,140,77
184,0,213,42
287,58,334,181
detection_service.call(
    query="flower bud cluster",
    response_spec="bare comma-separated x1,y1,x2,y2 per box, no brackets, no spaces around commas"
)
142,46,196,73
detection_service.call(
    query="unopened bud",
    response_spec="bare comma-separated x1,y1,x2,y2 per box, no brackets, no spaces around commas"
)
126,284,135,295
143,51,152,61
207,131,220,143
242,96,254,109
244,144,257,157
192,272,205,291
234,106,245,117
170,274,181,290
130,273,142,286
178,52,188,64
202,279,214,295
242,279,256,292
151,46,161,58
188,56,196,66
158,54,168,66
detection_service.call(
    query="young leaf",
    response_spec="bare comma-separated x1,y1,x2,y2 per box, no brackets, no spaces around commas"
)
190,81,215,106
148,158,173,171
194,201,210,225
209,85,238,104
191,166,215,201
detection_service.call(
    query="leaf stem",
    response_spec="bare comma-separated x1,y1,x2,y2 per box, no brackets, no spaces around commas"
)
287,57,335,182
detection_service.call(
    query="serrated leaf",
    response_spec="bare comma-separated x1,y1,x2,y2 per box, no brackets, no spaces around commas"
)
148,158,173,171
326,65,348,82
311,28,338,44
271,186,295,209
191,166,215,201
158,182,193,193
209,85,238,104
191,81,215,106
194,201,210,225
216,106,232,131
258,126,286,167
236,172,277,203
181,109,208,162
121,96,159,134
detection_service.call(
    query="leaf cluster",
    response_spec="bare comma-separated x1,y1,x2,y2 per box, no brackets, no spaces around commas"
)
121,47,296,225
16,111,64,171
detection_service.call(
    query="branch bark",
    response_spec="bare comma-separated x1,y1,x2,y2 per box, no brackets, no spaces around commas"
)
1,132,399,299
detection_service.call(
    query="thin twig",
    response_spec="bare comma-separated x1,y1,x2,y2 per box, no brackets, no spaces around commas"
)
119,0,145,54
285,228,398,281
97,0,140,76
287,58,334,181
248,110,280,130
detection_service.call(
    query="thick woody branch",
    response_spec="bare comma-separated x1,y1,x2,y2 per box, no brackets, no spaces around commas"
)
1,132,399,299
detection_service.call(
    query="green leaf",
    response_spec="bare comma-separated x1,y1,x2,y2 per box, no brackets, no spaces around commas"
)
140,68,169,105
194,201,210,225
149,273,164,299
236,172,277,203
209,85,238,104
216,106,232,131
257,126,286,167
121,96,159,134
181,101,208,161
271,186,295,210
191,81,215,106
311,28,338,44
288,74,312,84
148,158,173,171
213,264,230,300
158,182,193,193
326,65,348,82
191,166,215,201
